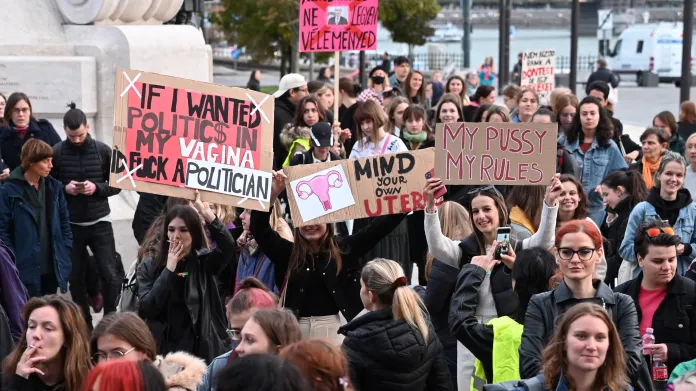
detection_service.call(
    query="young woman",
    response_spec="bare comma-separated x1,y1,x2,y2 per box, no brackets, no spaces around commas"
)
548,87,572,109
435,94,464,125
518,220,643,385
506,185,546,243
654,110,685,155
482,105,510,122
502,84,521,112
422,201,471,388
385,96,409,137
553,93,578,136
424,176,561,390
308,81,335,118
201,278,277,391
279,338,352,391
449,248,559,387
136,193,235,362
2,295,90,391
562,96,627,225
511,89,539,123
0,92,7,127
678,101,696,141
280,96,327,167
556,175,589,226
401,105,435,151
630,127,669,190
471,103,494,123
338,78,360,155
517,303,631,391
91,312,207,391
317,67,331,83
404,70,427,108
250,171,407,344
463,86,496,122
620,152,696,278
686,133,696,197
246,70,261,92
234,308,302,357
477,56,497,87
357,66,390,107
599,170,647,286
339,258,450,391
445,75,470,106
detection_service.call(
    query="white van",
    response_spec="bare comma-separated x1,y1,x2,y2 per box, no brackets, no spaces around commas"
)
607,22,694,84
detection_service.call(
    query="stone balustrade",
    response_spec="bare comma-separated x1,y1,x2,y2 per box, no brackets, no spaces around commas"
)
55,0,184,25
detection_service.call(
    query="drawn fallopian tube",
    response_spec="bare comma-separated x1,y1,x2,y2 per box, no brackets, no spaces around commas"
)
296,170,344,211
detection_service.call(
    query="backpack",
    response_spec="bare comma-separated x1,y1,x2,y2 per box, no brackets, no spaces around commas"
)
117,258,140,312
482,376,545,391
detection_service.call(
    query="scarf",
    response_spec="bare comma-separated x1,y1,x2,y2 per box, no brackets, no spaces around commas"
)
12,124,30,140
641,155,661,189
237,230,259,256
402,129,428,149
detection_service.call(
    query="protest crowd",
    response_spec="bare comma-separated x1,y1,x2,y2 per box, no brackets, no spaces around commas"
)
6,51,696,391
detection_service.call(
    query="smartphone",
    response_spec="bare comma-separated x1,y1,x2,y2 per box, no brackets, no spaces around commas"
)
494,227,511,260
425,169,447,199
75,182,85,188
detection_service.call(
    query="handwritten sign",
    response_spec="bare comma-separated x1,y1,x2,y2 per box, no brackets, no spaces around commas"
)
110,69,275,210
520,49,556,102
300,0,378,53
434,123,558,185
285,149,434,226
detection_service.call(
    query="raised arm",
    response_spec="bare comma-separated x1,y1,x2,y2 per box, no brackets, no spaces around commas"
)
523,174,561,250
423,178,462,267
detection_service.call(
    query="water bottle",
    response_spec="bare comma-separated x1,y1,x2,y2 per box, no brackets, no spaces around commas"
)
642,328,655,355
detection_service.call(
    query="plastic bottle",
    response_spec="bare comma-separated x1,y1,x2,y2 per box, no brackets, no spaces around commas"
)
643,328,668,391
642,327,654,355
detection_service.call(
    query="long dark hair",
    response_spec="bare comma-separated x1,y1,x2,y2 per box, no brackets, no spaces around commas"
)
566,96,613,148
247,70,261,88
404,70,426,105
559,174,588,220
600,170,648,205
287,224,343,277
292,96,326,128
472,86,495,105
464,187,509,254
435,93,463,124
506,185,545,231
153,205,208,269
472,103,493,123
138,197,191,261
512,248,559,323
445,75,468,103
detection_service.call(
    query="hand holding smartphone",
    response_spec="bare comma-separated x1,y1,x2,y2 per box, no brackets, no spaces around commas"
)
494,227,511,260
425,169,447,199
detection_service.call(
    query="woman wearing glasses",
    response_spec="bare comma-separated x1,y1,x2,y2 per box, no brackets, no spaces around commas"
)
0,92,61,172
2,295,90,391
90,312,207,391
620,152,696,278
518,219,644,389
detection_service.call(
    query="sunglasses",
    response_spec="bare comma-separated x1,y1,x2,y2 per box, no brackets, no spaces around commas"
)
646,227,675,237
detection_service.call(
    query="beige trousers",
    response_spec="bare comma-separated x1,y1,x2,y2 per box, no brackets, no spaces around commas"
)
298,314,344,346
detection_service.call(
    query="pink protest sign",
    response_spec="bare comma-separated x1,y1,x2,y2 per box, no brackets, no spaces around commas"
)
299,0,378,53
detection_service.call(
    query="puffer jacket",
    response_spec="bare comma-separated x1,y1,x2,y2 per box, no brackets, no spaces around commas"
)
518,279,647,390
51,135,120,223
154,351,208,391
280,124,312,160
339,308,452,391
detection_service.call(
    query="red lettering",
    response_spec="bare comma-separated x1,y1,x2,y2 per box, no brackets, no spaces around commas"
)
412,191,425,210
446,151,463,180
535,130,548,154
529,163,544,184
444,123,465,150
364,199,382,217
508,128,523,153
465,155,477,179
485,126,498,151
518,163,530,180
465,127,479,150
521,129,535,155
399,194,411,213
480,154,494,181
384,195,398,214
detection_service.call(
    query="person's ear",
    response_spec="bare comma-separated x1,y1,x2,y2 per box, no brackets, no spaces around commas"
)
368,291,377,304
616,185,625,196
637,254,644,269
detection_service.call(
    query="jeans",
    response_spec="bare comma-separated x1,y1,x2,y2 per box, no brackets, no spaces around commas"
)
70,222,124,328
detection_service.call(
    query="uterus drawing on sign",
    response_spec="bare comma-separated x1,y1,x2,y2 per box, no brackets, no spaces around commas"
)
290,164,356,223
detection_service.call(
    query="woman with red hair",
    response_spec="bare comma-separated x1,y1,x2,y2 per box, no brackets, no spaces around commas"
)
279,338,353,391
518,219,644,389
83,360,166,391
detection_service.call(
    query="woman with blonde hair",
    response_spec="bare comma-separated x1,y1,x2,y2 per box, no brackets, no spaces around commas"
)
339,258,450,391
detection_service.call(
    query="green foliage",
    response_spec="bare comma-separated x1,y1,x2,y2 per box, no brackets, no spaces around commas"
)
379,0,440,46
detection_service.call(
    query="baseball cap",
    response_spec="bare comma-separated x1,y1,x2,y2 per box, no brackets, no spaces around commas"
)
273,73,307,98
310,122,333,148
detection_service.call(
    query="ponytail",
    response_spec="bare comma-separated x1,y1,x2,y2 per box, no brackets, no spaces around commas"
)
361,259,430,343
600,170,648,204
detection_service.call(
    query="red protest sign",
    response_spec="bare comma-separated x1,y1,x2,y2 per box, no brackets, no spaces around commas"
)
300,0,378,53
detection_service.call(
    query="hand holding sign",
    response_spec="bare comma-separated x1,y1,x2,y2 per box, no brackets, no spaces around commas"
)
544,173,563,207
271,170,288,204
193,190,216,224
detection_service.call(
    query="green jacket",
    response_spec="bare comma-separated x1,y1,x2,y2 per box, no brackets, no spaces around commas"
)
282,137,311,167
471,316,523,391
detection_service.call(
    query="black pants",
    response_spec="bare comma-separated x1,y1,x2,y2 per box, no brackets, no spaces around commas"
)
70,222,124,327
25,273,59,298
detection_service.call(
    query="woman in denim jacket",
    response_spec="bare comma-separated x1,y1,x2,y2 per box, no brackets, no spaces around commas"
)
620,152,696,277
562,97,627,225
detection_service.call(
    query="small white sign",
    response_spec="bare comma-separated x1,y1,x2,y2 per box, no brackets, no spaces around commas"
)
290,164,356,223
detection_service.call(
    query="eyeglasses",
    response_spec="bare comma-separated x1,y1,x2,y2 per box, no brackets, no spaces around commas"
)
227,328,242,341
12,107,29,115
557,247,597,261
646,227,675,237
92,347,136,363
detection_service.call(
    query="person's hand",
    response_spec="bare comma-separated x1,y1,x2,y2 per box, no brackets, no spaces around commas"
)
424,177,445,212
624,151,639,165
500,244,516,269
65,181,81,196
192,190,215,223
340,129,352,142
0,168,9,181
677,243,685,256
544,174,562,206
81,180,97,196
271,170,287,203
645,344,668,362
16,345,46,379
471,242,500,272
166,239,186,272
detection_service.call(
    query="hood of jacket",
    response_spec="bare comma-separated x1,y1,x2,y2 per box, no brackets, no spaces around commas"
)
280,124,312,149
154,351,207,391
647,186,693,211
339,308,431,371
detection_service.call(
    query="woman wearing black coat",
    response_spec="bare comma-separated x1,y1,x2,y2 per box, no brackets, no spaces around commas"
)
339,258,451,391
599,170,647,287
137,192,235,363
246,70,261,92
250,171,406,346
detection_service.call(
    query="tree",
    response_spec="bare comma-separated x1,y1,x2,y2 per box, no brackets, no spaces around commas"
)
211,0,299,74
379,0,440,57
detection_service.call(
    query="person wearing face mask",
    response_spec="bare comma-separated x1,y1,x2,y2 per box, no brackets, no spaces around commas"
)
518,220,645,390
200,278,277,391
510,89,539,123
629,127,669,190
51,103,124,329
136,193,235,363
2,295,91,391
599,170,648,287
358,66,390,107
561,96,627,226
615,221,696,374
249,171,407,345
620,152,696,279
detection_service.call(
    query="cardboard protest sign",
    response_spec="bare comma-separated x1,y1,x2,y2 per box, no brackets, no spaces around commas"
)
110,68,275,210
285,148,434,227
434,123,558,185
520,49,556,102
300,0,378,52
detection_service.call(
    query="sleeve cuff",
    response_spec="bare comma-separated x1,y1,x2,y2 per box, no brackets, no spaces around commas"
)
683,243,694,257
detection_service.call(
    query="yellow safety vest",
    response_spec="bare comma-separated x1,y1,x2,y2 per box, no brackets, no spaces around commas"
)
282,137,311,167
471,316,523,391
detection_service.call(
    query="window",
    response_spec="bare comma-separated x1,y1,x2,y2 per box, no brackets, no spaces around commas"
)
637,40,644,53
613,40,622,56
